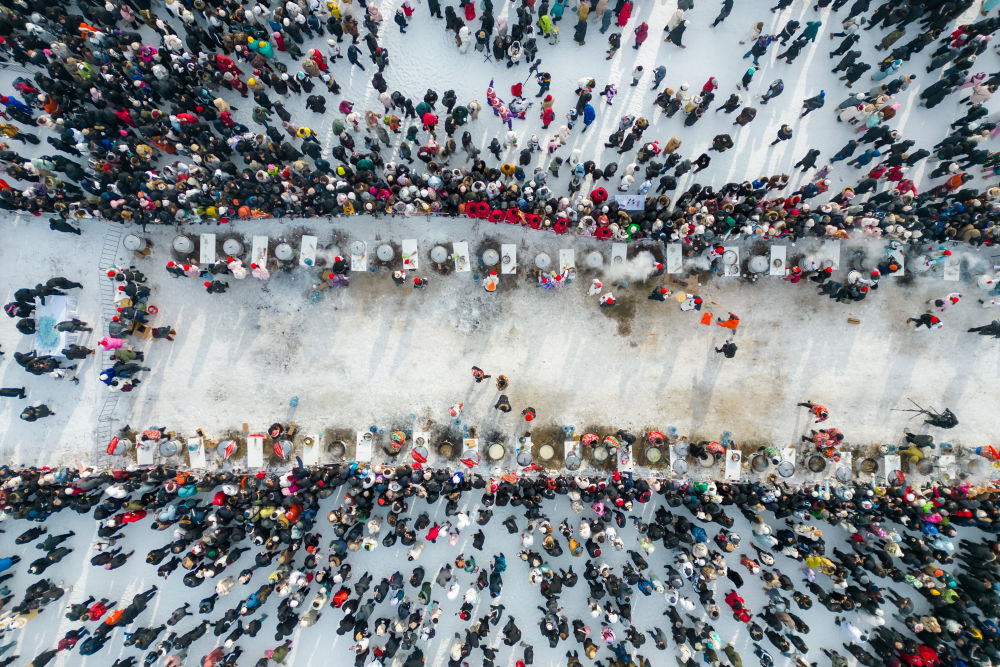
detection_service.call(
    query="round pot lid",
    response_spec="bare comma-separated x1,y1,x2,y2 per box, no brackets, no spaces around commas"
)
123,234,145,250
645,446,662,463
673,458,689,474
431,245,448,263
777,461,795,477
274,243,294,261
565,452,582,470
376,244,394,262
159,439,180,457
808,455,827,473
539,444,555,460
748,255,768,273
517,449,532,466
350,240,366,256
751,454,769,472
585,251,603,268
329,441,346,458
835,465,853,482
592,446,609,462
698,453,716,468
535,252,551,269
173,235,194,254
674,441,690,458
722,250,737,265
488,443,506,460
482,249,500,266
222,238,243,255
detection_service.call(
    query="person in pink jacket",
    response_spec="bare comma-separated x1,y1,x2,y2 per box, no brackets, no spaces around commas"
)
98,336,124,350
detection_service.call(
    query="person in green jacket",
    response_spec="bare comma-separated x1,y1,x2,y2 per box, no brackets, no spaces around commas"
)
800,20,822,42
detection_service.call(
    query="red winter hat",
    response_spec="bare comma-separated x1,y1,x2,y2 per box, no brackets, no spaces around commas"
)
118,286,124,291
825,267,833,274
204,281,211,287
861,286,869,292
112,316,119,322
694,297,702,304
490,270,497,275
227,257,234,262
328,273,335,279
715,246,723,253
183,265,190,271
656,263,663,270
524,412,533,421
660,287,668,294
116,307,123,312
335,256,343,262
107,269,116,277
871,269,879,277
950,295,961,302
943,250,952,256
931,316,940,323
167,261,175,267
414,278,421,284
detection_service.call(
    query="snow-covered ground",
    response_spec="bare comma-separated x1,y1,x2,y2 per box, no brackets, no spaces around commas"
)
2,214,1000,472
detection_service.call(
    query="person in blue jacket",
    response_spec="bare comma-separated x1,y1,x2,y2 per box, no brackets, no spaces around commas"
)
582,103,596,131
0,555,20,573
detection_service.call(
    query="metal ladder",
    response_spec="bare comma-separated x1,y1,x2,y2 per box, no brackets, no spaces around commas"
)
93,224,124,460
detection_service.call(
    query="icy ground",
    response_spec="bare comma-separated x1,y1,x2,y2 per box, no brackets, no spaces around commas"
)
0,480,989,667
1,215,999,468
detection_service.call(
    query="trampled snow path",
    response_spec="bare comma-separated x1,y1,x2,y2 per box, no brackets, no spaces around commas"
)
2,215,1000,472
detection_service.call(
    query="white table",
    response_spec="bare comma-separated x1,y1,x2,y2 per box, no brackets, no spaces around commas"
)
299,235,317,267
251,236,269,267
302,433,320,465
187,437,207,469
722,246,740,277
136,441,155,466
501,244,517,274
817,240,841,271
724,450,742,479
769,245,787,276
355,432,373,462
559,249,576,272
401,239,419,271
247,434,265,468
452,242,471,272
666,244,683,274
351,242,368,272
611,242,627,267
199,234,216,265
883,454,901,482
942,253,960,281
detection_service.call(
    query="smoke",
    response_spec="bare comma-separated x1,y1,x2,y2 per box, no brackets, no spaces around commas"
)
603,250,658,282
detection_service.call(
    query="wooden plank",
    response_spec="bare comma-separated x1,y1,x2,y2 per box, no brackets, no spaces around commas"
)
199,234,216,265
251,236,269,267
299,235,317,267
666,243,682,274
452,242,471,272
247,434,265,469
501,244,517,274
769,245,787,276
401,239,419,271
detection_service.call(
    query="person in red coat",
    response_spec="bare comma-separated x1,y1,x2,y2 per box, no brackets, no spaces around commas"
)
541,107,554,128
633,21,648,48
617,1,632,27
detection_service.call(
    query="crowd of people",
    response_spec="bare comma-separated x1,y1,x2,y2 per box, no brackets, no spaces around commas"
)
0,461,997,667
0,0,996,249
